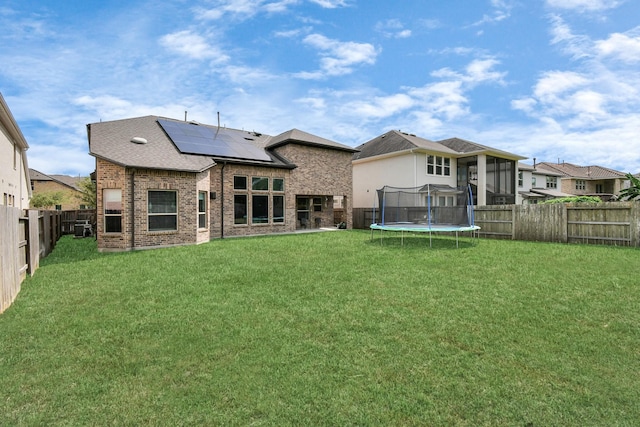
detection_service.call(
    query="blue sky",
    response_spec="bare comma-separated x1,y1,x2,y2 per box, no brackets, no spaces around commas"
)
2,0,639,176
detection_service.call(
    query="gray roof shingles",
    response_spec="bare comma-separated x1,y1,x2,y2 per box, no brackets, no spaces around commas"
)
88,116,354,172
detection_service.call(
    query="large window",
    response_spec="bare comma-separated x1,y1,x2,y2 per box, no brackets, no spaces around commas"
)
234,194,247,224
273,195,284,223
234,176,247,190
233,176,286,225
427,155,451,176
104,189,122,233
252,195,269,224
576,180,585,190
546,176,557,189
148,190,177,231
198,191,207,229
252,177,269,191
273,178,284,192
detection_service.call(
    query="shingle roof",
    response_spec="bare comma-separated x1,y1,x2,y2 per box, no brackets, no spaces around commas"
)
88,116,353,171
353,131,525,161
267,128,358,153
353,130,457,160
437,137,526,160
29,168,84,190
89,116,217,172
536,162,626,179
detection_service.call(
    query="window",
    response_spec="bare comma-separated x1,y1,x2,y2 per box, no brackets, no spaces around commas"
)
252,177,269,191
518,171,523,187
596,184,604,193
546,176,557,189
575,180,585,190
427,155,451,176
148,190,177,231
532,177,537,187
273,178,284,192
104,189,122,233
234,195,247,224
313,197,322,212
273,195,284,223
55,205,62,210
198,191,207,229
234,176,247,190
252,195,269,224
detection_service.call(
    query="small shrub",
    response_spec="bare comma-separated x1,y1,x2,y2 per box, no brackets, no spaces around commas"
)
542,196,602,204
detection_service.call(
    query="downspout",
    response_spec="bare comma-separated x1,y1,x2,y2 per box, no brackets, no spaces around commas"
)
220,161,226,239
130,169,135,250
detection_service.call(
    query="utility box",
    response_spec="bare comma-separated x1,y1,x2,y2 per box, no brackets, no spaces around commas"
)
74,220,92,238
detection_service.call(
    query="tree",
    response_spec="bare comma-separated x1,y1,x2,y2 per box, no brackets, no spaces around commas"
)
30,191,66,209
617,173,640,201
75,177,96,208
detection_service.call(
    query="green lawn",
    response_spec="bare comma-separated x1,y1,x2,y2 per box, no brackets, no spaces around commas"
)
1,231,639,426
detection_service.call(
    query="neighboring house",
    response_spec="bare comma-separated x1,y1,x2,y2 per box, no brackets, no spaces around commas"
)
0,93,31,210
536,161,628,201
88,115,357,251
352,130,526,209
29,169,90,210
517,161,570,204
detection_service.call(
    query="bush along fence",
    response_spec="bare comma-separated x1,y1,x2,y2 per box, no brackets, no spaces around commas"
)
0,208,64,314
354,202,640,247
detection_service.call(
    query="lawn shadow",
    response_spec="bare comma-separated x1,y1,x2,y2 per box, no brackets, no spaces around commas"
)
364,231,478,250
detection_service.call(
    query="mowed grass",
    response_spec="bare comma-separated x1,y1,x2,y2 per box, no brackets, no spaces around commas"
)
1,231,639,426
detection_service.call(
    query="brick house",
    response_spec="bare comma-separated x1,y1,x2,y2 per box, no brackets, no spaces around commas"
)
87,115,356,251
536,161,628,201
29,169,90,210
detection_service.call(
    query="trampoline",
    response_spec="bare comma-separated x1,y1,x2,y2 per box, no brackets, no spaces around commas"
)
369,184,481,248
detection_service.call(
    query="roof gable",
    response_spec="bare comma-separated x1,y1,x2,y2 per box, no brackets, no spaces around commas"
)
267,128,358,153
353,130,455,160
353,131,525,161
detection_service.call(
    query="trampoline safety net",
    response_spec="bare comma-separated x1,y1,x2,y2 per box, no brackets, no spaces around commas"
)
375,184,475,227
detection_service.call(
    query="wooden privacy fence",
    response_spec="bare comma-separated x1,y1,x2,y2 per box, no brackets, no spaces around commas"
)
355,202,640,247
474,202,640,246
1,208,63,314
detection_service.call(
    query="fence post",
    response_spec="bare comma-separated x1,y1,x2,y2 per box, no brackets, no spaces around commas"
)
561,203,568,244
27,209,40,276
630,202,639,247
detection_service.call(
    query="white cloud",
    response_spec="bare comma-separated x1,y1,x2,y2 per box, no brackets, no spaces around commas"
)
159,30,229,61
471,0,512,26
296,34,379,78
549,15,593,58
375,19,412,39
343,94,414,119
596,31,640,62
194,0,299,21
307,0,350,8
545,0,623,12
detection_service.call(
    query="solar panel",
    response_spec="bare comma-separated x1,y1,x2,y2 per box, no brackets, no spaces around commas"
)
158,119,272,162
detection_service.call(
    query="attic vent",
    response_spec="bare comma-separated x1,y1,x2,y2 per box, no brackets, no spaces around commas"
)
244,137,255,141
131,137,148,144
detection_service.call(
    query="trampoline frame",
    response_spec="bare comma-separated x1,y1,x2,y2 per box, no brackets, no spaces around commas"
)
370,184,480,248
369,222,480,247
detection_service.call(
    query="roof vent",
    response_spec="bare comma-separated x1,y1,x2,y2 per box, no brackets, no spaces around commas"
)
131,137,148,144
